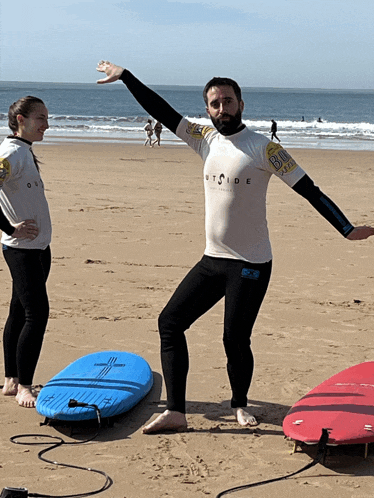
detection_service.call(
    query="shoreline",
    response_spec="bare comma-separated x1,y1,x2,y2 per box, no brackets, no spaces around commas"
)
35,135,374,152
2,131,374,151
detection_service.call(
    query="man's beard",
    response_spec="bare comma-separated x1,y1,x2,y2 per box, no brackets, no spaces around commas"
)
210,108,243,136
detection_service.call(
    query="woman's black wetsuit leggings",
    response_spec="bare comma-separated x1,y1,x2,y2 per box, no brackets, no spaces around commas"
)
158,255,272,413
2,245,51,386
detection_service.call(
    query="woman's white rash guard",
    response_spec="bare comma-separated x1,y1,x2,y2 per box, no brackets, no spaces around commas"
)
0,137,52,249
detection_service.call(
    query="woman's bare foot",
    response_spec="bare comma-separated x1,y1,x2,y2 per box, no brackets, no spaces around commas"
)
142,410,188,434
15,384,37,408
2,377,19,396
233,407,258,427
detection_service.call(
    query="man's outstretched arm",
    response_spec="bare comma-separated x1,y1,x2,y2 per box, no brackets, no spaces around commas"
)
292,174,374,240
97,61,182,134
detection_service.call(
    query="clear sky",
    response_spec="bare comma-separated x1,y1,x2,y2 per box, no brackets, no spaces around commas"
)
1,0,373,89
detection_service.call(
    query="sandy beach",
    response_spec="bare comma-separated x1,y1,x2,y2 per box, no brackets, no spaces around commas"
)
1,141,374,498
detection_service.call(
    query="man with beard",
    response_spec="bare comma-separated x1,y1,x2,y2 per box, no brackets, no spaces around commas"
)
96,61,374,434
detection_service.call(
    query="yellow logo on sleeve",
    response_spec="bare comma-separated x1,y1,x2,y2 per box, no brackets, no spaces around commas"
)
0,158,11,186
186,122,213,140
266,142,298,176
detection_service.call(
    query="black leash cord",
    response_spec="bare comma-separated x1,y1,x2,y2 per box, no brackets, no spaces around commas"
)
9,402,113,498
215,428,329,498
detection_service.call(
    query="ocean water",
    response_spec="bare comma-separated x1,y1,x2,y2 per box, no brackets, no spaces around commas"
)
1,81,374,150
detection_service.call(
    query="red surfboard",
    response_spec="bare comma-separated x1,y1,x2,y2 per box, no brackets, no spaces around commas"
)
283,362,374,445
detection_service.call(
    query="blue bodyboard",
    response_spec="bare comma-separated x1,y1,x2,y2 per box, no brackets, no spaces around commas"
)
36,351,153,421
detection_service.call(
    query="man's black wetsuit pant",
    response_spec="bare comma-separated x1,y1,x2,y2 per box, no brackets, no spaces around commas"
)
159,255,272,413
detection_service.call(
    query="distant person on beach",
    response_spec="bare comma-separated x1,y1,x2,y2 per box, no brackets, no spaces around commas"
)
0,96,51,408
144,119,154,147
317,117,323,123
97,60,374,434
152,121,163,146
270,119,281,142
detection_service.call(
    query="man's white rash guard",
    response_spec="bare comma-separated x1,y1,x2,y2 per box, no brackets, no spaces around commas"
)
176,118,305,263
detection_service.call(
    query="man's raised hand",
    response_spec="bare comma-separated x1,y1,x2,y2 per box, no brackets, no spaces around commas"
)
96,61,124,84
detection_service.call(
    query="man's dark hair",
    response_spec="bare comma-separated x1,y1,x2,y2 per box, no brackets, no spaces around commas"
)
203,77,242,105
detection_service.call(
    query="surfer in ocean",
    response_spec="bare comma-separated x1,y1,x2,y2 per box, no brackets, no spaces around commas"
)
97,60,374,433
0,96,52,408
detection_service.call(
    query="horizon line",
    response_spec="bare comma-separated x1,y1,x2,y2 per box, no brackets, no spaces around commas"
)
0,80,373,93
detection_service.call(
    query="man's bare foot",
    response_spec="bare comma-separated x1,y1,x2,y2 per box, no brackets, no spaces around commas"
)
15,384,37,408
233,407,258,427
96,61,124,84
142,410,188,434
2,377,19,396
